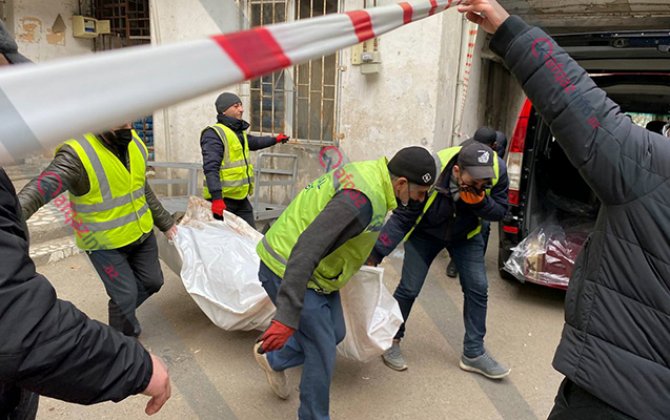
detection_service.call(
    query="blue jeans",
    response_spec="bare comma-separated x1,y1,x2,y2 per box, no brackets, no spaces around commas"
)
258,262,346,420
393,232,488,358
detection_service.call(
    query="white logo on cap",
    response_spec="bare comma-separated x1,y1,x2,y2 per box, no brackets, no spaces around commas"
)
478,150,490,164
422,173,432,183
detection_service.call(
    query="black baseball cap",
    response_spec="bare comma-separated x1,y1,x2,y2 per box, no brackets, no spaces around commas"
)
388,146,437,186
457,142,495,180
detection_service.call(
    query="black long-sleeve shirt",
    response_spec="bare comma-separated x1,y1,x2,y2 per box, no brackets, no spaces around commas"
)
273,190,373,328
200,114,277,201
0,168,152,405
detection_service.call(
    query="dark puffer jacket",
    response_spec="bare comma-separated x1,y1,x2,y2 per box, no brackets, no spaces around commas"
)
491,16,670,419
0,168,152,406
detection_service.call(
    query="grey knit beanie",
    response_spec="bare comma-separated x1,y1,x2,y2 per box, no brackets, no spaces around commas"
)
215,92,242,114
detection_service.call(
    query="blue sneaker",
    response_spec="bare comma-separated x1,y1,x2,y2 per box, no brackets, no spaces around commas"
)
459,351,510,379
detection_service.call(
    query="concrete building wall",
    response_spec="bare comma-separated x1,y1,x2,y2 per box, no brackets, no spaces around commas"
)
11,0,93,63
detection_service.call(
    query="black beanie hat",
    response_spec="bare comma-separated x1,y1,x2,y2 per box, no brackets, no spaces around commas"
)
473,127,497,147
215,92,242,114
388,146,437,186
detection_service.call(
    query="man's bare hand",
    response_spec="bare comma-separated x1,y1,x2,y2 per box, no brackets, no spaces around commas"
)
165,224,178,241
142,353,171,415
457,0,510,34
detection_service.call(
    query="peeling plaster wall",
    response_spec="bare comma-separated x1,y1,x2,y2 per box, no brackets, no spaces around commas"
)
12,0,93,63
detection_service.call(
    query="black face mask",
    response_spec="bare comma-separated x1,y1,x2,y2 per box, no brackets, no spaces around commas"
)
395,182,423,208
103,128,133,146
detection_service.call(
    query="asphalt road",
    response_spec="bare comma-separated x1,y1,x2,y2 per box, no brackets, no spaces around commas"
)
36,227,566,420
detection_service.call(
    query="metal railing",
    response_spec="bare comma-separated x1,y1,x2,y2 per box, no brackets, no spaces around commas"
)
253,152,298,221
147,161,201,196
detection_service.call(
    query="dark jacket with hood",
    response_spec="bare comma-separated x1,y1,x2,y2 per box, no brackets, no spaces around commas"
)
491,16,670,419
17,134,175,237
200,114,277,201
369,151,509,262
0,168,152,407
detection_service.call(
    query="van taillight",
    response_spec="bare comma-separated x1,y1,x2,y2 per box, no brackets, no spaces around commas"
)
506,99,532,206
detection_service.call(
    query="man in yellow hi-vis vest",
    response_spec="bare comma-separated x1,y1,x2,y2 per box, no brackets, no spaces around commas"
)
367,141,511,379
252,146,438,420
200,92,289,228
18,124,177,338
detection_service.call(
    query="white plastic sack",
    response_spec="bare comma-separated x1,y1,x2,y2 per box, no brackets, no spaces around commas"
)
337,266,403,362
173,197,275,331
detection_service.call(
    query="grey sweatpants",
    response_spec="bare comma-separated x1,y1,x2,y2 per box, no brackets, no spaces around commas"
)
86,231,164,337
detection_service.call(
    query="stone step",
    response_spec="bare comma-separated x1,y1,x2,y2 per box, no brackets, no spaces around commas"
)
29,236,82,267
26,198,74,243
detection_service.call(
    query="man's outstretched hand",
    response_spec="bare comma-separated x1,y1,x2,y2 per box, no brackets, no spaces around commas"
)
142,353,171,415
457,0,510,34
257,320,296,353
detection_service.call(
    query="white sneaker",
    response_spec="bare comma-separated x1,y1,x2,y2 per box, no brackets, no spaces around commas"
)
253,342,290,399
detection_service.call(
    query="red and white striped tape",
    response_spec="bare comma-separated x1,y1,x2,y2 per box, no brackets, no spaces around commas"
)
0,0,464,165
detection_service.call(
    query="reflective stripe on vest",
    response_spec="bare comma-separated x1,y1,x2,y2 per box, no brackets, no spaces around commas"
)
257,157,397,293
202,124,255,200
406,146,500,240
61,131,154,250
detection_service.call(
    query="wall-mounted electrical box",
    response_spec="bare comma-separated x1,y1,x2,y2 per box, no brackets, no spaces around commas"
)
97,20,111,35
72,16,98,38
351,38,381,74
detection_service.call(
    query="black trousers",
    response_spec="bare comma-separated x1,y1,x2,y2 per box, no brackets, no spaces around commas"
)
223,196,256,229
86,231,164,337
0,383,38,420
548,378,635,420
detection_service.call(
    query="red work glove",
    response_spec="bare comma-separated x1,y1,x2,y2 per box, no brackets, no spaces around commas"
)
211,198,225,220
257,320,295,353
276,133,289,144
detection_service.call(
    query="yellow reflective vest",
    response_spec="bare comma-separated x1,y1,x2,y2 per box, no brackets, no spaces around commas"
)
407,146,499,240
257,157,396,293
58,131,154,250
202,124,255,200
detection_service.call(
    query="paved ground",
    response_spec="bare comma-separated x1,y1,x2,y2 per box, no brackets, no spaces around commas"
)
35,227,565,420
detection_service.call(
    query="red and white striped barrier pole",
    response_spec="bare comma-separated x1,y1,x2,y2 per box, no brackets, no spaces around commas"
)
0,0,465,165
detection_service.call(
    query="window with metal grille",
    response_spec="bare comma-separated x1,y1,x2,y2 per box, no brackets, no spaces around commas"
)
247,0,339,144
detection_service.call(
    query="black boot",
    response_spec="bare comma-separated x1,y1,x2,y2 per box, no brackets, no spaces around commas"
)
446,259,458,278
108,301,141,337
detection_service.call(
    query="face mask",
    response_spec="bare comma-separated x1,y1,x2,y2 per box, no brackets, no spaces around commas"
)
103,128,133,146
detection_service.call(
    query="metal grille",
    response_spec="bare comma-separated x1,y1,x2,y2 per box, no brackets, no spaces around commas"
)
247,0,339,144
93,0,150,48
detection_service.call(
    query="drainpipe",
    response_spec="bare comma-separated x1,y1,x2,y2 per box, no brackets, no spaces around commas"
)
451,17,477,145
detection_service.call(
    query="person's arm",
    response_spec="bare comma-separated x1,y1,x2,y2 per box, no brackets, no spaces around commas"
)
273,190,372,329
200,128,224,201
367,201,424,265
464,159,509,221
17,145,87,221
145,181,175,233
0,170,168,411
460,0,664,204
247,133,281,151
